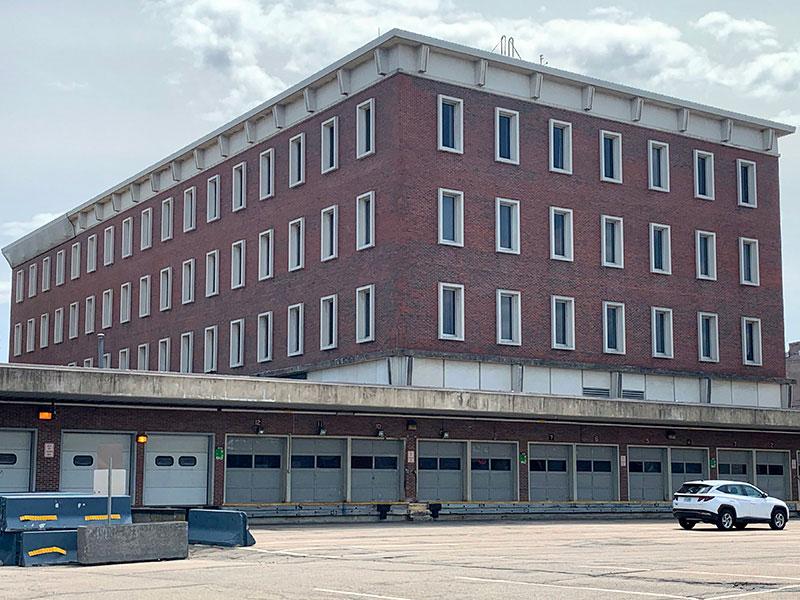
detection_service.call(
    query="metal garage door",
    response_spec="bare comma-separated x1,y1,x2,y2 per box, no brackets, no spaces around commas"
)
225,436,286,503
144,434,210,506
717,450,751,484
351,439,403,502
576,445,618,501
61,432,133,493
290,438,346,502
628,447,667,501
417,441,466,502
471,442,516,501
0,430,33,492
670,448,707,493
756,451,789,499
529,444,572,501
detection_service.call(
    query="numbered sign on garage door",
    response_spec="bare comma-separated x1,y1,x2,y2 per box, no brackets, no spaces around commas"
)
144,434,211,506
60,432,132,494
350,439,403,502
225,436,286,503
0,430,33,492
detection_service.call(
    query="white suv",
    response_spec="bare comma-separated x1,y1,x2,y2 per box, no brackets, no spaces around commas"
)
673,480,788,531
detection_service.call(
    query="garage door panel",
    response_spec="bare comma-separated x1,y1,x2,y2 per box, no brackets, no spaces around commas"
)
417,441,466,502
756,451,789,500
290,438,345,503
60,433,133,494
717,450,752,484
0,430,33,492
225,436,287,504
576,445,618,501
471,442,515,502
628,447,667,501
144,434,210,506
351,439,402,502
670,448,708,493
529,444,572,501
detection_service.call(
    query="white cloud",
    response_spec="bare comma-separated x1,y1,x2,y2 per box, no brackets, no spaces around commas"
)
49,81,88,92
0,212,60,241
693,11,778,50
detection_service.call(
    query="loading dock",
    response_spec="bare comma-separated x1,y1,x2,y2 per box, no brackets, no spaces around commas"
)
143,434,211,506
470,442,516,501
755,450,790,499
0,429,33,492
628,446,668,501
576,445,618,501
225,435,287,503
417,440,466,502
350,439,403,502
290,438,346,502
529,443,572,501
60,432,133,494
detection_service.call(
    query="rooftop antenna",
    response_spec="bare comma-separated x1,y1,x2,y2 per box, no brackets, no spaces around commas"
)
491,35,523,60
539,54,548,66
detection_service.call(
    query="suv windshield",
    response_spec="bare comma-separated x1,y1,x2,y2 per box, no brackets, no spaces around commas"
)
677,484,711,494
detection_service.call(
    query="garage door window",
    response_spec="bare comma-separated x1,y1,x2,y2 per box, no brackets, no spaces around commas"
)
629,461,662,473
491,459,512,471
719,463,747,475
73,455,93,467
291,455,315,469
578,460,612,472
155,456,174,467
671,462,703,475
0,453,17,465
530,459,568,472
374,456,398,470
419,457,438,470
439,457,461,470
757,464,783,476
227,454,253,469
351,456,373,469
254,455,281,469
316,456,341,469
178,456,197,467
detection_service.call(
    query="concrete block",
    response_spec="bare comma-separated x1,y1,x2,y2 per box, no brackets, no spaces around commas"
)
77,522,188,565
188,509,255,547
0,493,132,532
18,530,77,566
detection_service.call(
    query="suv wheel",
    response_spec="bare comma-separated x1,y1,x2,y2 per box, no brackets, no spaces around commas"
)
717,507,736,531
678,518,696,530
770,509,787,531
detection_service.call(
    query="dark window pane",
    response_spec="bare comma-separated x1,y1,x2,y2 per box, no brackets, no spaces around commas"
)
316,455,341,469
327,126,335,168
499,204,513,249
442,102,455,148
653,230,664,271
374,456,398,470
746,322,755,362
606,306,618,350
740,164,749,203
719,463,731,475
178,456,197,467
471,458,490,471
547,459,567,472
419,457,438,470
732,463,747,475
73,455,94,467
768,464,784,476
593,460,612,473
364,107,371,152
576,460,592,472
605,221,616,263
685,463,702,474
697,156,707,196
644,461,662,474
0,453,17,465
555,302,567,345
254,454,281,469
530,459,546,472
651,147,662,188
553,126,564,170
671,462,685,474
443,288,456,336
226,454,253,469
441,195,455,242
699,238,709,276
155,455,174,467
351,455,373,469
603,136,615,179
501,295,513,340
655,312,666,354
553,212,565,256
291,455,315,469
629,461,644,473
439,457,461,471
499,114,511,159
757,464,768,475
491,458,512,471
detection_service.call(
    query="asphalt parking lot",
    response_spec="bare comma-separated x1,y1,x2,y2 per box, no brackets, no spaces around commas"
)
3,519,800,599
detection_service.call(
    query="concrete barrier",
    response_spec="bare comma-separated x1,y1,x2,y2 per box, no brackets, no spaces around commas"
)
17,530,78,566
0,493,132,531
188,509,256,547
77,522,188,565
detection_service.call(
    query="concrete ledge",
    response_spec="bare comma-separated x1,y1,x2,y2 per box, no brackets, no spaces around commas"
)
77,522,188,565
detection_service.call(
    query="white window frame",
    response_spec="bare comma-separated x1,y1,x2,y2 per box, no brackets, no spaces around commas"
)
356,284,375,343
14,270,23,303
496,289,521,346
161,197,174,242
39,313,49,349
70,243,80,281
103,226,114,266
437,188,464,247
182,258,196,304
102,352,111,369
288,218,305,271
230,317,246,368
321,116,339,173
120,282,131,324
183,186,197,232
159,267,172,311
737,159,757,208
287,303,305,357
741,317,763,366
495,107,519,165
549,119,573,174
231,240,246,289
140,208,153,250
356,191,375,251
13,323,23,356
180,331,194,373
25,318,35,353
207,174,221,222
648,140,670,192
68,302,79,340
205,250,219,297
42,256,51,291
137,343,149,371
549,206,574,261
602,301,626,355
698,312,720,363
257,312,273,362
551,295,575,351
259,148,274,200
118,348,130,370
437,94,463,154
232,161,247,212
121,217,133,258
86,236,97,273
651,307,674,359
438,282,465,341
28,264,38,297
695,230,717,281
53,308,64,345
601,215,624,268
495,197,520,254
101,288,113,330
356,98,375,159
319,295,337,350
600,130,623,184
321,205,338,261
649,223,672,275
55,250,65,286
258,230,274,280
289,133,305,187
739,237,760,286
83,358,94,368
158,338,171,372
694,150,715,200
84,296,95,335
139,275,151,318
204,326,218,373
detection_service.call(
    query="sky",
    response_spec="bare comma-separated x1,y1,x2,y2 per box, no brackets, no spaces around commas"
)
1,0,799,362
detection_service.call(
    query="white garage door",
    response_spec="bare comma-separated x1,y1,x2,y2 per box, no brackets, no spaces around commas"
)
0,430,33,492
60,432,133,493
144,434,210,506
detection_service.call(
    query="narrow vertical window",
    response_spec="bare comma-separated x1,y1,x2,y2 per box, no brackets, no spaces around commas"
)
495,108,519,164
438,95,463,153
207,175,220,221
103,226,114,266
259,230,274,279
495,198,520,254
39,313,49,349
232,162,246,211
141,208,153,250
288,218,305,271
121,217,133,258
603,301,625,354
649,224,672,275
102,289,113,329
55,250,65,286
698,312,719,362
357,98,375,158
161,198,174,241
120,282,131,324
204,326,218,373
648,140,670,192
551,296,575,350
356,284,375,343
259,149,274,200
42,256,51,291
321,117,338,173
83,358,94,368
158,338,171,372
651,307,673,359
118,348,130,370
549,119,573,174
257,312,273,362
438,282,464,341
182,258,195,304
694,150,715,200
696,231,717,280
438,188,463,247
600,130,622,183
321,206,338,261
180,332,194,373
68,302,79,339
84,296,95,335
14,270,23,303
160,267,172,311
737,159,757,207
320,295,337,350
13,323,23,356
496,289,521,345
183,187,197,232
287,303,304,356
70,243,80,280
137,343,150,371
601,216,624,268
85,236,97,273
28,264,38,297
289,133,305,187
206,250,219,297
25,319,35,352
231,240,246,289
53,308,64,344
139,275,151,318
549,207,574,261
741,317,762,366
356,192,375,250
739,238,760,286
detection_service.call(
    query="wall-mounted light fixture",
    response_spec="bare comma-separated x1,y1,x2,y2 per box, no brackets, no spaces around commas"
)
406,419,417,431
317,421,327,436
37,409,54,421
439,429,449,439
254,419,265,435
136,434,148,444
376,424,386,439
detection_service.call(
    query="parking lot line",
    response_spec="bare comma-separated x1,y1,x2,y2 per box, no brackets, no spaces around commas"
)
704,584,800,599
313,588,415,600
455,575,697,599
656,569,800,582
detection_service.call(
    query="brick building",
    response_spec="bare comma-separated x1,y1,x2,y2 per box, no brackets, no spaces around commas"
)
1,31,797,510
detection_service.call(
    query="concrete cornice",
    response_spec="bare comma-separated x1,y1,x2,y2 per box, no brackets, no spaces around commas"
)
1,364,798,432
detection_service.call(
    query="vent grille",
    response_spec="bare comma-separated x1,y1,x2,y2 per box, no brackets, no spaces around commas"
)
621,389,645,401
583,387,611,398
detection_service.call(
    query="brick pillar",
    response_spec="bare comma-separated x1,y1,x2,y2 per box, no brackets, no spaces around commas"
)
133,437,145,507
404,429,418,502
35,417,61,492
518,440,529,501
212,432,225,506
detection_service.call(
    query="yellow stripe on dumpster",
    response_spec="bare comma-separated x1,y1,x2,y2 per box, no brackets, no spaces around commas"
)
28,546,67,557
19,515,57,522
84,514,121,521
